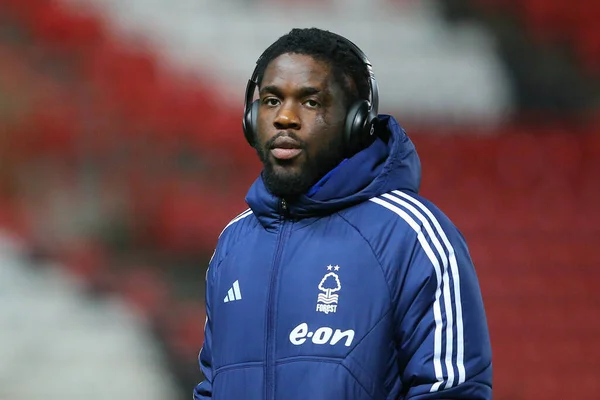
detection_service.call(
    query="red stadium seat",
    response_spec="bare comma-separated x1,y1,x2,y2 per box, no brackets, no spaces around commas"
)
162,301,206,361
118,267,171,319
472,0,600,77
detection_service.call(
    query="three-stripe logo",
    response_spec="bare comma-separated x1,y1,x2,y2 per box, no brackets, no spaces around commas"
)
369,190,465,393
224,280,242,303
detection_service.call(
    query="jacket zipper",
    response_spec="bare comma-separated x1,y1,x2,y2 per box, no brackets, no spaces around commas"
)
265,199,290,400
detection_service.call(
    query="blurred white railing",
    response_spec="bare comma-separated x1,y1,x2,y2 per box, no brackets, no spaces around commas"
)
65,0,514,126
0,232,178,400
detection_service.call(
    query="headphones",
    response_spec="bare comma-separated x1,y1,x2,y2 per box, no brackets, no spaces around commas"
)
242,32,380,156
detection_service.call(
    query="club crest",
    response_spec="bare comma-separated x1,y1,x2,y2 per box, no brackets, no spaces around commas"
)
316,265,341,314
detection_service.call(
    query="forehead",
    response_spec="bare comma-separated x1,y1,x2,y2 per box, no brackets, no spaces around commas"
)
260,53,334,90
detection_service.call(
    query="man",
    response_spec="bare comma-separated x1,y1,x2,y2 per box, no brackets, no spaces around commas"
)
194,28,492,399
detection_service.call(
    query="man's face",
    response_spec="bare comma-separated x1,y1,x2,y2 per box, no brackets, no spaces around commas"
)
254,53,348,198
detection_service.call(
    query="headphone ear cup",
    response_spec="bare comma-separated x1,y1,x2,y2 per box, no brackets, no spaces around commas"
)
243,100,260,147
344,100,371,155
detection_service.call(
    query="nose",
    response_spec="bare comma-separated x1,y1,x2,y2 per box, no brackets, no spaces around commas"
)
273,103,300,130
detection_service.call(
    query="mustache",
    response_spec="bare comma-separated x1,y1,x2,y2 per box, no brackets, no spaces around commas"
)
265,132,307,150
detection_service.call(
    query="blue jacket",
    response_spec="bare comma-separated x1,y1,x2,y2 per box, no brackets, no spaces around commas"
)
194,115,492,399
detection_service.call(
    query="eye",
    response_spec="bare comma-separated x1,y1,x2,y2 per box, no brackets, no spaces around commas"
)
304,99,320,108
262,97,280,107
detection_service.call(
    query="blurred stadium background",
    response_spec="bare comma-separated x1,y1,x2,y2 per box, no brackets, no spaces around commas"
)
0,0,598,399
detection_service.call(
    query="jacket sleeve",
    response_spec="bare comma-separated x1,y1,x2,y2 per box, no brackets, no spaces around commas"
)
193,253,216,399
393,220,492,399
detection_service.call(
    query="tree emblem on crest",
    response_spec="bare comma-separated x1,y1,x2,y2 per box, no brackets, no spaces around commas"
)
317,270,341,304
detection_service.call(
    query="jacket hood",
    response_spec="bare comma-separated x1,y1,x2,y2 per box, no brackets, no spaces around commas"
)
245,115,421,228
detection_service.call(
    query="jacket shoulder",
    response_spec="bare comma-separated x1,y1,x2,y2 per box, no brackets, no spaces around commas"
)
360,190,459,237
211,208,258,265
340,190,464,267
218,208,256,237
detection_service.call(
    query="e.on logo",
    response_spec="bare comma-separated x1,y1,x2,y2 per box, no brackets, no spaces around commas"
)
289,323,355,347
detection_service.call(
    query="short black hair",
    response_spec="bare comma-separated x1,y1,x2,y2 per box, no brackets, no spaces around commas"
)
255,28,370,107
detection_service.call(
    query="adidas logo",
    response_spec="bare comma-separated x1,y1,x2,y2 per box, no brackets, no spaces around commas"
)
223,280,242,303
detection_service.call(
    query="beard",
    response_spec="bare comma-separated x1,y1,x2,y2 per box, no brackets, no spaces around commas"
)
256,132,345,199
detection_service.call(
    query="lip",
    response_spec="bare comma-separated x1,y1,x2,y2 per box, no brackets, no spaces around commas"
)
270,135,303,160
271,148,302,160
